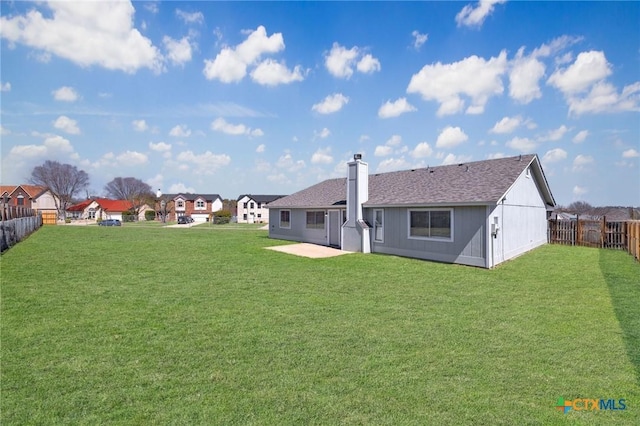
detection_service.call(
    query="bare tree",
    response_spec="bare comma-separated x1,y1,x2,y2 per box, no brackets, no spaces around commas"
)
567,201,593,215
104,177,154,219
30,160,90,219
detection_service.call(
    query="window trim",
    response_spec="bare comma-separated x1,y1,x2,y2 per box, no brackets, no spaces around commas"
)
305,210,325,230
373,209,384,243
279,210,291,229
407,208,454,242
195,199,206,210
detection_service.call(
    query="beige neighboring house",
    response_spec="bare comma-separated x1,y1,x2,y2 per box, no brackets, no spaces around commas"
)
0,185,59,213
236,194,286,223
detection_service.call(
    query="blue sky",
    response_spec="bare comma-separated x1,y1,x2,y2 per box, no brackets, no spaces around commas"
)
1,1,638,206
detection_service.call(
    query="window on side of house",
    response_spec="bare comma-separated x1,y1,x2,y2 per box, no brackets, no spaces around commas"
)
17,196,24,206
373,209,384,243
408,209,453,241
305,211,325,230
196,200,205,209
280,210,291,228
243,214,247,220
250,202,255,209
176,200,184,209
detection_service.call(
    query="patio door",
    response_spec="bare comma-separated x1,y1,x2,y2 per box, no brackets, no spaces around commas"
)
328,210,341,248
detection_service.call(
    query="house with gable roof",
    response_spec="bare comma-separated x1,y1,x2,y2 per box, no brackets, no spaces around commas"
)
267,154,555,268
236,194,286,223
0,185,59,213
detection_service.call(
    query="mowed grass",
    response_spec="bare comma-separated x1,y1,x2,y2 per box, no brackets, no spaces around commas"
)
1,226,638,425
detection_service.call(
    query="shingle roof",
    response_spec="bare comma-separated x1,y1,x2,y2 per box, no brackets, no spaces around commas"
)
172,193,222,201
237,194,287,203
0,185,47,198
268,154,555,209
67,199,94,212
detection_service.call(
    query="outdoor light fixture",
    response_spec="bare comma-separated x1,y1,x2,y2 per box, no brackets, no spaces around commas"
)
354,153,362,160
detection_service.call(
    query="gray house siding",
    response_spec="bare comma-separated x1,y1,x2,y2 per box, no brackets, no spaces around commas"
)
487,168,548,266
366,206,487,267
269,208,333,246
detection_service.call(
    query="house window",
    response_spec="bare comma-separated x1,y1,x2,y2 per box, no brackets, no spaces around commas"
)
88,208,96,219
196,200,205,209
280,210,290,229
373,209,384,243
408,209,453,241
250,202,255,209
17,196,24,206
243,214,247,221
176,200,184,209
257,202,262,209
243,202,248,208
257,214,262,218
306,211,325,230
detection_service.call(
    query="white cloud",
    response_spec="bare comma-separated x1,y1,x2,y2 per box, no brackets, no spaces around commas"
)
169,124,192,138
573,130,589,143
176,9,204,25
163,36,193,66
149,141,171,152
0,1,163,73
1,81,11,92
315,128,331,139
509,47,545,104
487,152,506,159
622,149,639,158
44,135,74,152
376,157,412,173
311,147,333,165
9,144,48,158
169,183,196,193
312,93,349,114
256,144,265,153
176,150,231,174
325,42,380,79
374,145,393,157
378,98,417,118
211,118,263,137
276,153,305,172
506,136,537,153
565,81,640,115
250,59,304,86
573,185,588,197
52,86,79,102
539,125,570,142
132,119,149,132
490,116,522,134
407,51,507,116
356,54,381,74
359,135,370,143
412,30,428,50
542,148,567,164
572,154,594,171
436,126,468,148
116,150,148,166
386,135,402,146
455,0,506,28
203,25,289,84
0,125,9,135
325,43,359,78
411,142,433,158
52,116,80,135
441,153,473,165
548,51,612,95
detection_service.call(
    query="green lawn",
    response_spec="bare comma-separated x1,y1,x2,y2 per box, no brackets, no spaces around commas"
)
1,226,638,425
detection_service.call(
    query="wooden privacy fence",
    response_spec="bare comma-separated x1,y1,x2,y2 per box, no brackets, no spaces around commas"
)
548,218,640,261
1,206,43,253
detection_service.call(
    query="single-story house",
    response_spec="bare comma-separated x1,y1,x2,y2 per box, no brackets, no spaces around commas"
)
67,198,151,221
236,194,286,223
267,154,555,268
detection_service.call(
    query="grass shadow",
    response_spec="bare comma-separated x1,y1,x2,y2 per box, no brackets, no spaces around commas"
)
600,249,640,386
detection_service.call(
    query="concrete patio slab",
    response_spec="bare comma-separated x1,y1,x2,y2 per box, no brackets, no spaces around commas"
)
265,243,351,259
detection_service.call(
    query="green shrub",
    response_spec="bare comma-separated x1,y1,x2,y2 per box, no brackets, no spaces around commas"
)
65,218,71,224
145,210,156,221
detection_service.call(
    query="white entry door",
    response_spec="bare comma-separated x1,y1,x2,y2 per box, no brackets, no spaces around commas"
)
328,210,341,248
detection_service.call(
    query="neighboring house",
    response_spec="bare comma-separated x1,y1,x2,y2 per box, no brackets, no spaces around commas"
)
66,199,99,219
236,194,286,223
67,198,150,221
162,193,223,223
268,154,556,268
0,185,59,213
